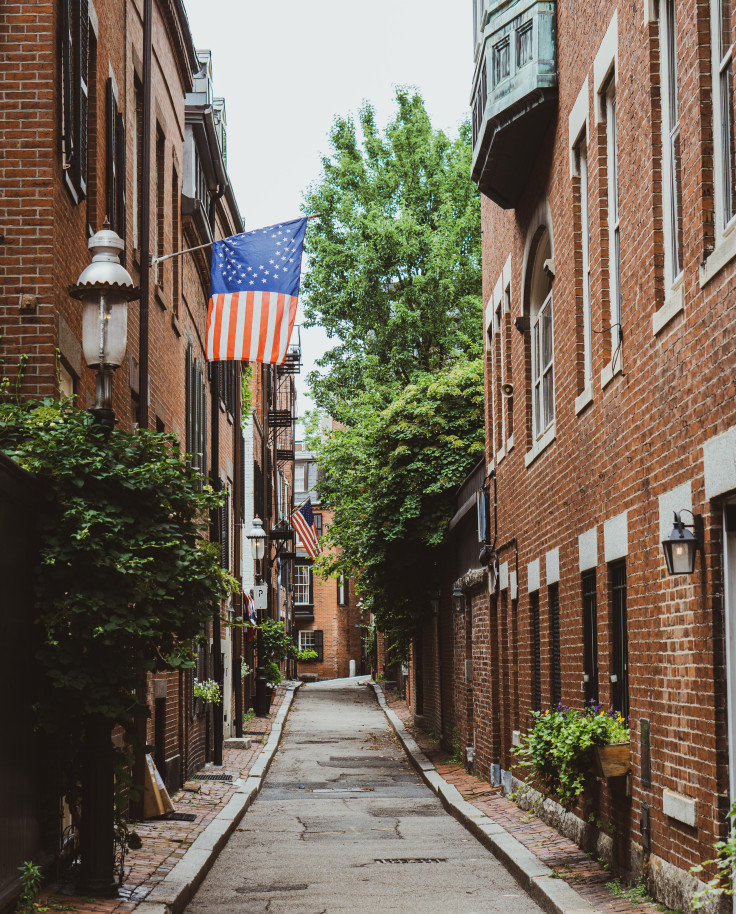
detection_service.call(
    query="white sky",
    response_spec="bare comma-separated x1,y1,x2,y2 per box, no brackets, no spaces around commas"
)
183,0,474,421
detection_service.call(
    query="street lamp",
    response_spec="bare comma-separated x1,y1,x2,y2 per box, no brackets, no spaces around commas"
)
452,584,465,614
246,518,269,716
70,224,139,428
662,510,703,575
69,225,138,898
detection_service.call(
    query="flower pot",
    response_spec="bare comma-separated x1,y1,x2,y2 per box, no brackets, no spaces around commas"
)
593,742,631,778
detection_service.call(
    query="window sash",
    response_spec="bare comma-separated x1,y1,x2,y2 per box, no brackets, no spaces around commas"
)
714,0,736,231
579,143,593,384
606,90,622,337
661,0,683,283
294,565,312,605
532,292,554,438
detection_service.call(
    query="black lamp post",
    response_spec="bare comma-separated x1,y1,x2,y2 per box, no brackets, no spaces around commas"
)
662,510,703,575
246,517,269,717
70,225,138,896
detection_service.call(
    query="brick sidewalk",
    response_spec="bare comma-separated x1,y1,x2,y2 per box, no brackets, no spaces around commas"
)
40,687,289,914
383,689,676,914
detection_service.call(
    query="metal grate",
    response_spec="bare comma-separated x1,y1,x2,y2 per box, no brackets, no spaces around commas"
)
193,773,233,782
155,811,197,822
374,858,447,864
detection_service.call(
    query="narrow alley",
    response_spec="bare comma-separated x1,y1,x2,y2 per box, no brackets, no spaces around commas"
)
184,679,544,914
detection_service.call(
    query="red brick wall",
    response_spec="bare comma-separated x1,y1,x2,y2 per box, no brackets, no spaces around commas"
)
465,0,736,887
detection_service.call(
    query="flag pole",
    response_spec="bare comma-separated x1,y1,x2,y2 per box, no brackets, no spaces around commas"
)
150,214,322,268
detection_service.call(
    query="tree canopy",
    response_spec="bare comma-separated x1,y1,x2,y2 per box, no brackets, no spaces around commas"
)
302,89,483,420
302,90,485,656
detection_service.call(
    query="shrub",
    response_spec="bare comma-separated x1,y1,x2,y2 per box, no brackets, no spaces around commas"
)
513,704,629,808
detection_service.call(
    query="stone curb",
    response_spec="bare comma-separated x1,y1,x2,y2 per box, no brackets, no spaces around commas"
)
136,683,301,914
370,682,604,914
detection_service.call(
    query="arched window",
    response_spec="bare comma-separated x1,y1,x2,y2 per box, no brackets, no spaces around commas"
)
528,229,554,439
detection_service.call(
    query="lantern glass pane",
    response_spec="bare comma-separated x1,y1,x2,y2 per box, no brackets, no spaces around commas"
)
82,294,128,368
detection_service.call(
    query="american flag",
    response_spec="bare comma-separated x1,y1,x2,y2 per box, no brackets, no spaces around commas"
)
206,217,308,364
291,498,321,559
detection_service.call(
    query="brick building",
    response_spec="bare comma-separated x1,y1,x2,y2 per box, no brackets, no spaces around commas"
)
406,0,736,907
292,438,364,680
0,0,298,897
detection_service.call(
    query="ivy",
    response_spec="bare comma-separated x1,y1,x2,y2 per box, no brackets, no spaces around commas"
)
0,397,235,801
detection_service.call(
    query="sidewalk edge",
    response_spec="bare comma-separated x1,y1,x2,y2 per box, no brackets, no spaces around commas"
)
369,681,604,914
136,683,301,914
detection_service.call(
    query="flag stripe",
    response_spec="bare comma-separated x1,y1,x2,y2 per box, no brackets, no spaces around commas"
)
206,291,299,364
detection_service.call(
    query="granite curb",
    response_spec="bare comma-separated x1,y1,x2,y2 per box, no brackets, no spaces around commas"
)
370,681,604,914
135,683,301,914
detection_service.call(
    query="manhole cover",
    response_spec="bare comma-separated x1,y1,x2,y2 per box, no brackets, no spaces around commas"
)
374,858,447,864
154,812,197,822
193,773,233,782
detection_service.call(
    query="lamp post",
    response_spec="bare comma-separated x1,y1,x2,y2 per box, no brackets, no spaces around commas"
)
70,224,140,428
246,517,269,717
70,225,138,896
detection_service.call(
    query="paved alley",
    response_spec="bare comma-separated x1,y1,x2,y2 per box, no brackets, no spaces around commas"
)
184,678,544,914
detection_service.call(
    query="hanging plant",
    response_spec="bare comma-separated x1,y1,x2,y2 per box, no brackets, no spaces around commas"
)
193,679,222,704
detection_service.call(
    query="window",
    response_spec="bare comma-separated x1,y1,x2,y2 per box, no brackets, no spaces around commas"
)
549,584,561,707
493,37,510,85
313,513,322,538
154,127,165,288
530,592,542,711
294,563,313,605
171,167,180,315
604,82,622,341
337,574,349,606
517,22,533,68
504,288,513,440
298,629,323,661
576,137,593,388
660,0,683,285
133,77,143,251
185,342,207,482
582,570,598,704
61,0,89,203
528,230,554,439
86,29,98,230
219,488,230,571
294,463,306,492
712,0,736,233
105,79,126,246
610,561,629,718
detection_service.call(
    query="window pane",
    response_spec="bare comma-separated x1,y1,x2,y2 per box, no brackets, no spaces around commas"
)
540,302,552,368
543,366,554,429
517,22,533,68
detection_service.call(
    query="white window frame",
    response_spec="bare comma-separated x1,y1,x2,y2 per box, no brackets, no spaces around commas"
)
298,630,317,651
605,84,621,348
294,564,312,605
660,0,683,288
579,137,593,390
712,0,736,237
532,289,554,440
294,463,306,492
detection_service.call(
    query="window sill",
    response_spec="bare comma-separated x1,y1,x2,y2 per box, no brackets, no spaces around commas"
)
575,384,593,415
700,221,736,288
507,434,514,453
652,278,684,335
155,285,167,311
601,349,623,390
496,445,506,465
525,421,556,468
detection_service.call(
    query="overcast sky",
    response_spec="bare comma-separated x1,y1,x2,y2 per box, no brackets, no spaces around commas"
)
183,0,474,421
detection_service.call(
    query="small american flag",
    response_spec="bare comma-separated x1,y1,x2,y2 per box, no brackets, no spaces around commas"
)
206,217,308,364
291,498,321,559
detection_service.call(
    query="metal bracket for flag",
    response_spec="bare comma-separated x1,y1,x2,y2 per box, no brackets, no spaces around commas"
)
149,214,322,269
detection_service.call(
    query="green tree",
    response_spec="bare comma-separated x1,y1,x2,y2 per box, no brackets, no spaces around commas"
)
0,397,234,803
302,88,482,420
313,360,485,657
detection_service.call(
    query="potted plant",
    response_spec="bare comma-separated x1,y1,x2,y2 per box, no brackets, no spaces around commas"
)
514,704,630,808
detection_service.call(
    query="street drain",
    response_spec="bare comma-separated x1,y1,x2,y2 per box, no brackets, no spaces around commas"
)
154,812,197,822
193,773,233,782
374,858,446,864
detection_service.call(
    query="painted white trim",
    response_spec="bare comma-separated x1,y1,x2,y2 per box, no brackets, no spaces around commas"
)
578,526,598,572
528,558,541,593
546,548,560,585
499,560,509,591
575,384,593,415
569,78,589,175
722,508,736,816
88,0,99,36
525,421,556,468
594,12,618,122
704,425,736,500
520,198,554,317
604,510,628,563
700,220,736,287
502,253,512,291
496,446,506,465
652,277,684,334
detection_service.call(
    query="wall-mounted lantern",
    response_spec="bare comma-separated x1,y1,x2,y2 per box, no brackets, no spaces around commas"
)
662,510,703,575
452,584,465,613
